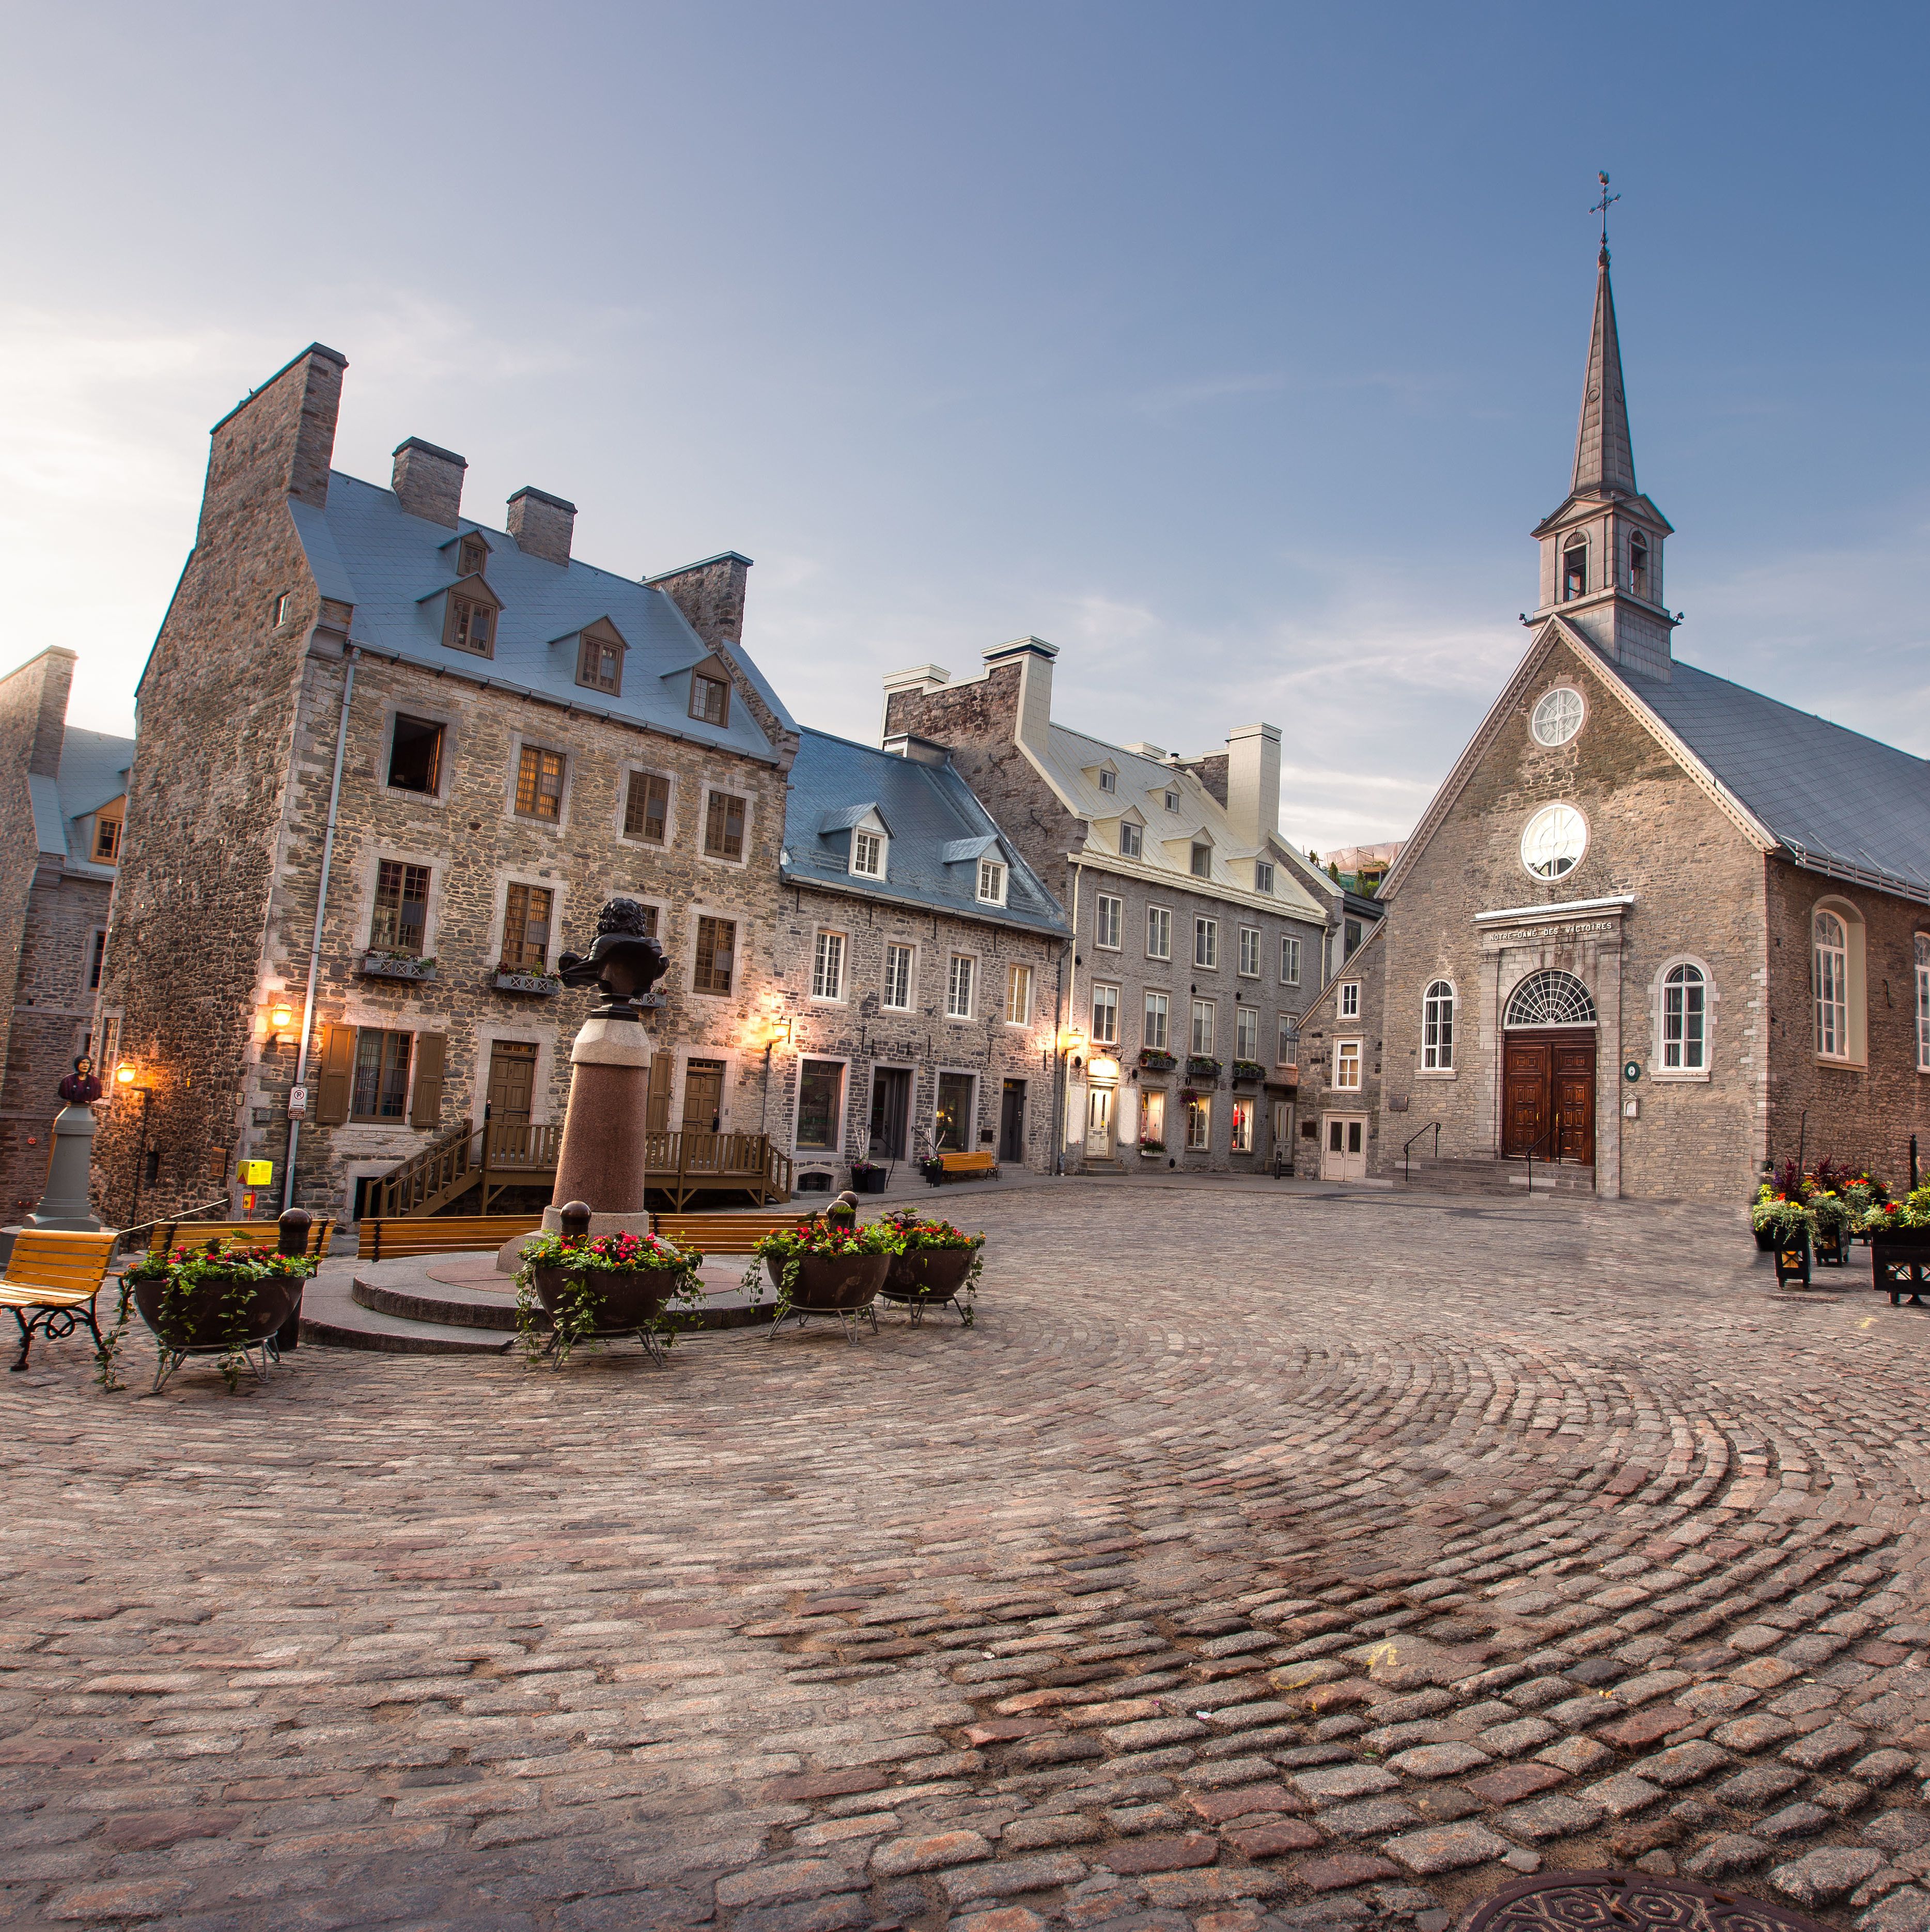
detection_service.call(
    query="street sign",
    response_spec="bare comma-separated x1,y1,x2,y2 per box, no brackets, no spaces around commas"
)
287,1085,308,1118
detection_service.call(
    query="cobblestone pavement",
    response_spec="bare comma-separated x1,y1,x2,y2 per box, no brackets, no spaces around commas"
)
4,1185,1930,1932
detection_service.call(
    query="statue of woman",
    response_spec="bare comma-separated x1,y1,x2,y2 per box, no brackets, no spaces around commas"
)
57,1055,102,1105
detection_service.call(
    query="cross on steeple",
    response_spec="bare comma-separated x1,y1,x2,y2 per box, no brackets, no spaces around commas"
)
1590,170,1621,260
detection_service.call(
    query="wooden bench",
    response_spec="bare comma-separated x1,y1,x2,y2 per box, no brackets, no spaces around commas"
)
935,1152,1000,1183
358,1214,542,1261
148,1219,336,1267
3,1230,120,1372
650,1210,819,1255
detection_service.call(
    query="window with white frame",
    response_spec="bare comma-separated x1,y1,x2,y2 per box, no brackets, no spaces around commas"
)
1147,906,1172,959
1340,980,1360,1018
1917,936,1930,1072
946,953,974,1019
1422,980,1454,1071
1662,962,1706,1072
1191,999,1215,1055
1277,1014,1298,1066
850,830,884,878
1120,822,1143,859
977,860,1007,906
1144,991,1169,1051
1098,768,1116,793
812,930,847,1002
1185,1093,1210,1149
1334,1039,1362,1089
1190,843,1212,879
1255,861,1275,895
1164,789,1179,812
1006,962,1032,1026
1237,926,1260,977
883,942,914,1011
1095,893,1122,949
1235,1005,1259,1061
1194,917,1218,969
1814,910,1849,1060
1281,934,1300,985
1229,1096,1254,1152
1091,983,1119,1045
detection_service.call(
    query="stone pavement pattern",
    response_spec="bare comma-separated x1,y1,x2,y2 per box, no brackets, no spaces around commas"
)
4,1184,1930,1932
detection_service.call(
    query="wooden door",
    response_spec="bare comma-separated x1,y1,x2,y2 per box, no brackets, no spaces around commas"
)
1553,1040,1595,1165
1502,1038,1551,1157
486,1041,536,1124
999,1080,1026,1162
1322,1114,1366,1181
682,1060,723,1134
1085,1085,1114,1158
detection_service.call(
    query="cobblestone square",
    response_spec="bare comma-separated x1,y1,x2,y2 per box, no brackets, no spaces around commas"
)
4,1182,1929,1932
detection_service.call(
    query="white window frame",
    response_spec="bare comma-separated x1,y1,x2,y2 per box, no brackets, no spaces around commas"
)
792,1054,850,1156
1005,962,1033,1027
1119,822,1143,860
1254,861,1275,895
1281,934,1300,985
1813,903,1858,1063
1091,982,1120,1046
811,929,847,1003
1334,1039,1362,1089
1095,893,1123,951
1918,935,1930,1074
1194,917,1218,970
1339,980,1360,1019
1656,957,1711,1078
1190,998,1215,1056
1520,802,1587,882
1146,905,1172,960
1421,979,1455,1074
849,828,886,879
1237,926,1261,978
882,941,915,1012
1229,1095,1255,1154
1098,767,1117,793
976,859,1007,906
1144,991,1169,1051
1185,1093,1211,1150
946,952,975,1020
1235,1004,1259,1062
1277,1014,1298,1068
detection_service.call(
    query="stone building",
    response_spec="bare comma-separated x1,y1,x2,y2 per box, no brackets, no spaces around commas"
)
881,642,1339,1174
93,343,800,1224
0,649,131,1214
771,728,1068,1180
1351,241,1930,1202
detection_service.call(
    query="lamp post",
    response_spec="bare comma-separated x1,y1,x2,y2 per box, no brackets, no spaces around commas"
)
758,1012,794,1138
115,1062,155,1230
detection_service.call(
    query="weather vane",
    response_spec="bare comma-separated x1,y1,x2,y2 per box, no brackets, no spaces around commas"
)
1590,170,1620,257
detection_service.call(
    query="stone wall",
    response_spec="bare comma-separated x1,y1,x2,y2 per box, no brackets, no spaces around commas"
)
770,884,1064,1178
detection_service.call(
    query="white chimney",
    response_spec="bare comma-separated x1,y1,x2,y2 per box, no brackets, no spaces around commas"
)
982,636,1057,757
1224,723,1283,846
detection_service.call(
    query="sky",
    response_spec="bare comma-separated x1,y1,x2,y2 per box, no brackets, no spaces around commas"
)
2,2,1926,855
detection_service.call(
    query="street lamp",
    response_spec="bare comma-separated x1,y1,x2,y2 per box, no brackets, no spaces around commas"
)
117,1062,154,1230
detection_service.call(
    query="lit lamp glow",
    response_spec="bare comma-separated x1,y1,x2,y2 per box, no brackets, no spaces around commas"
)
114,1061,137,1086
269,1004,295,1030
1088,1054,1122,1083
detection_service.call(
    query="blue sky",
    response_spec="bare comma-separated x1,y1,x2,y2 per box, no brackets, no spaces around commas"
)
3,3,1925,853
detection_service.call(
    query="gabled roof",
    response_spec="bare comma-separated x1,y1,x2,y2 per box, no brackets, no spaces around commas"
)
782,730,1067,937
818,801,887,836
289,473,796,763
52,726,134,870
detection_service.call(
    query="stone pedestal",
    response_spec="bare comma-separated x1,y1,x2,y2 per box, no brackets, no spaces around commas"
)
550,1014,653,1213
28,1105,101,1232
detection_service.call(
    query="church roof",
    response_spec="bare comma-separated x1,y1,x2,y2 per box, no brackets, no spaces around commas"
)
1620,657,1930,902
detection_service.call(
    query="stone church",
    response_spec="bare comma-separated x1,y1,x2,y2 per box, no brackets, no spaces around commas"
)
1302,241,1930,1202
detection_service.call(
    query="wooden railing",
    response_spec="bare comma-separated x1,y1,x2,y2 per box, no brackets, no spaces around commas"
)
373,1119,476,1218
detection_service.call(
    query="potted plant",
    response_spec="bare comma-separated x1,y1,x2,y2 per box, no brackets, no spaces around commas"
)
850,1159,891,1195
1751,1188,1814,1287
492,965,563,995
1807,1188,1852,1267
1232,1060,1267,1084
514,1226,704,1366
1138,1048,1177,1074
1868,1184,1930,1305
361,950,438,981
1138,1136,1166,1157
1186,1054,1222,1083
742,1216,901,1334
877,1210,983,1325
120,1239,316,1392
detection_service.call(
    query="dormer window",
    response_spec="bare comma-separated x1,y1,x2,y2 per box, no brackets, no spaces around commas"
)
851,830,884,879
690,670,730,726
1119,822,1143,859
1164,790,1179,812
575,620,625,696
1629,531,1649,599
1255,860,1275,894
1190,843,1211,879
1562,537,1588,602
446,595,494,656
977,859,1007,906
459,534,489,578
92,798,125,864
1098,769,1116,793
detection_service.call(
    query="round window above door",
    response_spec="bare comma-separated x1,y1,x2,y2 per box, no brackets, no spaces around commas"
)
1520,803,1587,880
1530,688,1584,746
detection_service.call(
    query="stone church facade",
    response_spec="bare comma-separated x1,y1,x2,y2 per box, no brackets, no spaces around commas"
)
1349,243,1930,1202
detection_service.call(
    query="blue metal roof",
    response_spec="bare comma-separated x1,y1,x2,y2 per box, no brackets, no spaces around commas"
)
781,729,1068,936
1624,658,1930,900
53,726,134,869
290,474,797,762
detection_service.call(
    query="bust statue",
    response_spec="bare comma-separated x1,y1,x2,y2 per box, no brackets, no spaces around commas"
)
556,898,670,1020
57,1055,101,1105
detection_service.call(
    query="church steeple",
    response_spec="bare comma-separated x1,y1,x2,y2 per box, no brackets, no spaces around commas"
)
1530,182,1677,681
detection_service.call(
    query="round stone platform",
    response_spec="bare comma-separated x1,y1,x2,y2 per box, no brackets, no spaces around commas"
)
301,1252,775,1353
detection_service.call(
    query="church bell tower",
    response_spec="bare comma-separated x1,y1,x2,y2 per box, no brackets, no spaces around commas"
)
1529,196,1677,680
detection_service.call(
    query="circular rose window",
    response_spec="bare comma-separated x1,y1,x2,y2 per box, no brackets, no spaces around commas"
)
1521,803,1587,880
1531,688,1584,746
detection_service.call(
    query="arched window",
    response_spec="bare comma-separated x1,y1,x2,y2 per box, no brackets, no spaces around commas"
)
1814,910,1849,1060
1915,934,1929,1073
1422,981,1454,1070
1505,970,1597,1029
1629,531,1649,599
1662,963,1706,1071
1562,537,1587,602
1520,804,1587,881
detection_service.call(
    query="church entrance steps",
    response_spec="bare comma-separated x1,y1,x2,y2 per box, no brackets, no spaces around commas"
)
1400,1155,1595,1198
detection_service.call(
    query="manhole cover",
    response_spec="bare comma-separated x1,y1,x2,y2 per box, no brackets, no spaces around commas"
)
1462,1869,1833,1932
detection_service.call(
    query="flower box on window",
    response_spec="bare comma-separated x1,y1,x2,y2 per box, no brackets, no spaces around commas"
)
1232,1060,1267,1085
1186,1055,1222,1083
1137,1139,1166,1156
1138,1049,1177,1074
361,952,437,982
493,969,562,996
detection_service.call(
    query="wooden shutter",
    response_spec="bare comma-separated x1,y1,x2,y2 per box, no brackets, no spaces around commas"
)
410,1033,447,1128
646,1052,674,1133
316,1024,354,1125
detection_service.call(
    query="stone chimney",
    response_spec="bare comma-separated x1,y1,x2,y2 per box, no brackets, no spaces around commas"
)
391,438,466,527
981,637,1057,757
203,343,347,533
646,552,752,653
1223,723,1283,846
507,486,576,566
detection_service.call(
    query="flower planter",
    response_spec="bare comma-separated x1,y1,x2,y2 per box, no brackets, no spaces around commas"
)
129,1270,305,1379
1232,1062,1267,1084
531,1265,677,1334
1772,1231,1812,1288
851,1167,891,1195
1753,1223,1777,1252
361,954,437,982
1871,1234,1930,1306
493,970,561,996
880,1248,975,1322
1812,1222,1850,1267
1138,1051,1177,1074
767,1251,890,1314
1186,1057,1222,1083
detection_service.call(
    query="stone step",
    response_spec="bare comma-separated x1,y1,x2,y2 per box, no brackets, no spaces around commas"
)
300,1272,516,1355
1402,1157,1595,1198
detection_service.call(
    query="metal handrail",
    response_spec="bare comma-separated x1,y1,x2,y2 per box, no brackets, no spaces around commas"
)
1521,1121,1558,1197
1402,1122,1440,1181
